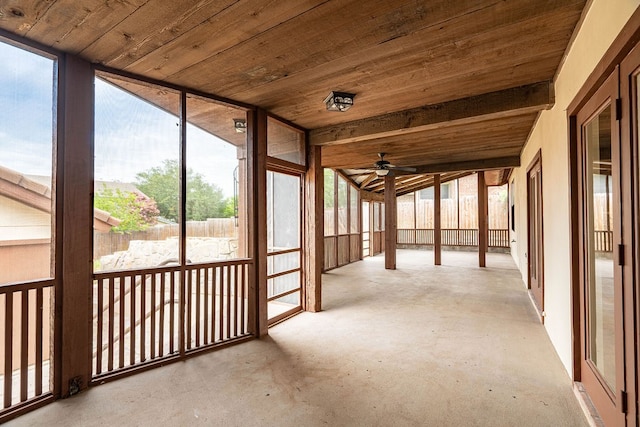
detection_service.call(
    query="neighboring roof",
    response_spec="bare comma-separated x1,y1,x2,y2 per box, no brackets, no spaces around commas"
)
0,165,121,230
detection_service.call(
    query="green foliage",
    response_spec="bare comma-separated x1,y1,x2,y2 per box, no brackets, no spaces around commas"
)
136,159,227,221
222,196,237,218
94,186,159,233
324,168,335,208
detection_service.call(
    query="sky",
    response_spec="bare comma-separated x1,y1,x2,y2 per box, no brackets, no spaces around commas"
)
0,40,238,198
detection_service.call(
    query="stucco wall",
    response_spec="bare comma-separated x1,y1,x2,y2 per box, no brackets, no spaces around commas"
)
511,0,640,377
0,195,50,241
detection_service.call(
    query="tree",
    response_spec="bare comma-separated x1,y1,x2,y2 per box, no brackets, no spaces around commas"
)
136,159,227,222
222,196,237,218
94,186,159,233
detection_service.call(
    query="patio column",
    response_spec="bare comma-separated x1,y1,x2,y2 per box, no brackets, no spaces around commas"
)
478,171,488,267
304,145,323,312
59,54,94,397
384,175,396,270
247,108,268,336
434,174,442,265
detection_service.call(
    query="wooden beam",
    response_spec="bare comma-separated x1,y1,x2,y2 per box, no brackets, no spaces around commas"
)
434,174,442,266
384,175,396,270
478,171,488,268
310,82,554,146
360,189,384,202
304,145,323,312
60,54,94,398
413,156,520,174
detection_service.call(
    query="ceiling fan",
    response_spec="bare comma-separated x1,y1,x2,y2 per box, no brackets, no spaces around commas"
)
368,153,417,177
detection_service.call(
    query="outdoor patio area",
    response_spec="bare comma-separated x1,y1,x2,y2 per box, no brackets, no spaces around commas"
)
9,250,587,426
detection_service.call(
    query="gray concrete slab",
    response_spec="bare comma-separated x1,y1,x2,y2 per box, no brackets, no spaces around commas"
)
9,250,588,426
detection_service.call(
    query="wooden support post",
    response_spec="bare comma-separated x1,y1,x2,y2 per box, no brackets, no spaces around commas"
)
59,54,94,397
384,175,396,270
434,174,442,266
478,171,488,267
247,108,268,336
304,145,323,312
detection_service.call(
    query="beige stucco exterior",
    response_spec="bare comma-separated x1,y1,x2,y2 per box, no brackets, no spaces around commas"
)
511,0,640,376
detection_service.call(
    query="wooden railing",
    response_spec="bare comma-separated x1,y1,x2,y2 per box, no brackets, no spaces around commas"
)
92,259,251,379
185,261,249,351
323,233,361,271
1,280,53,415
398,229,510,248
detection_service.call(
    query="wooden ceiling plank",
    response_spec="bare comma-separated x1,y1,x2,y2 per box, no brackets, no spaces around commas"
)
25,0,148,52
166,0,501,90
321,114,536,169
0,1,57,37
117,0,326,75
192,0,581,100
310,81,553,146
81,0,237,65
225,5,580,125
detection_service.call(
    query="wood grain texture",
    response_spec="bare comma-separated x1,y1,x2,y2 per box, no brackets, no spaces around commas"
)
0,0,586,180
304,145,323,312
60,54,94,397
384,175,396,270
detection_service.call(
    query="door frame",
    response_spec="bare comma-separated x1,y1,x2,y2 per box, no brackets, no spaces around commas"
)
265,165,305,326
575,70,625,426
568,10,640,425
526,149,544,320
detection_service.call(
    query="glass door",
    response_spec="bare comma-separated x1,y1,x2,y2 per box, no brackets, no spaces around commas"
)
577,71,625,426
527,154,544,314
266,170,302,324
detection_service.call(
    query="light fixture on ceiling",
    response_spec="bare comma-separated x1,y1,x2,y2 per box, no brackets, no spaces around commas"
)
375,168,390,177
324,91,355,112
233,118,247,133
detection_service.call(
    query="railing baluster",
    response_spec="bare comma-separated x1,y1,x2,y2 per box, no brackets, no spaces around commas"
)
240,264,246,334
20,290,28,402
130,274,136,366
4,291,14,409
204,267,209,345
212,266,218,342
150,273,156,360
96,280,103,375
159,272,165,358
186,270,192,350
170,271,175,354
226,265,232,340
234,265,239,338
119,276,125,369
219,266,224,341
195,268,201,347
140,274,146,362
108,277,115,372
36,288,43,396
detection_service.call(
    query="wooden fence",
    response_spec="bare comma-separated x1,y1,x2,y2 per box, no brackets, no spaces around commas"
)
397,228,510,248
94,219,237,259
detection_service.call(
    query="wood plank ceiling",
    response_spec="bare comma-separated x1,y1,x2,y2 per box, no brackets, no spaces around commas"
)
0,0,587,194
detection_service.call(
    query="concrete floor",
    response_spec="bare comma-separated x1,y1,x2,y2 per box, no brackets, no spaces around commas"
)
10,250,588,426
